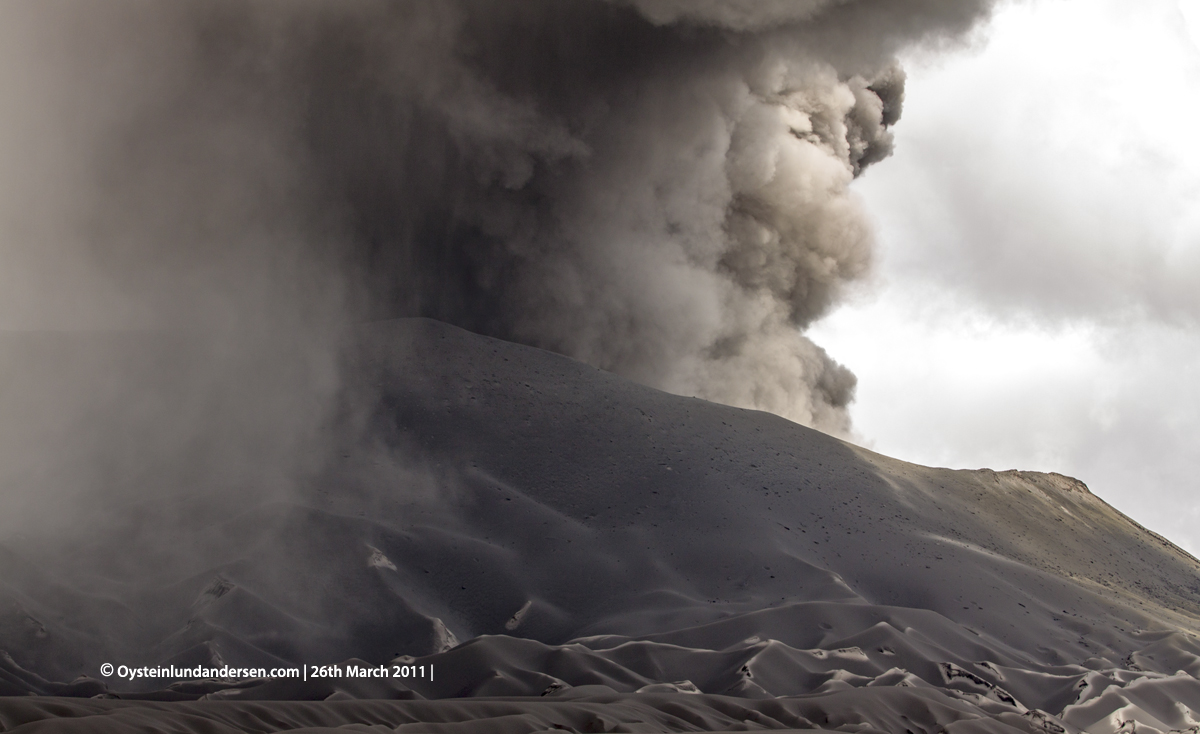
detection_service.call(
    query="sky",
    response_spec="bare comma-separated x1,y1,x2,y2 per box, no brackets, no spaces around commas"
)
810,0,1200,551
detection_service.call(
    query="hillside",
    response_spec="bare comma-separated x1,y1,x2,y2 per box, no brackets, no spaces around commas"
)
3,319,1200,732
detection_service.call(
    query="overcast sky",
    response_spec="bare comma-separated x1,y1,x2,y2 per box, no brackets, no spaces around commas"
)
810,0,1200,551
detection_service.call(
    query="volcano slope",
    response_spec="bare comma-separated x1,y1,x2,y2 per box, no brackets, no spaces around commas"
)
3,318,1200,733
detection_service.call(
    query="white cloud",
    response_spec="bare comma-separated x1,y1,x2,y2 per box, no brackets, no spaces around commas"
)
1181,0,1200,50
813,0,1200,552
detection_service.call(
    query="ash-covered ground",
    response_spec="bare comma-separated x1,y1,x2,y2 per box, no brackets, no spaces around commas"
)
3,320,1200,733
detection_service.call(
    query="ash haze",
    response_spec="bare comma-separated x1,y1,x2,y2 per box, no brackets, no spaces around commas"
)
12,4,1200,729
0,0,1004,545
810,0,1200,553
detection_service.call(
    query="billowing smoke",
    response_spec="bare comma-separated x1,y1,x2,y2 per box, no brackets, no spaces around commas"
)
0,0,998,542
283,0,916,433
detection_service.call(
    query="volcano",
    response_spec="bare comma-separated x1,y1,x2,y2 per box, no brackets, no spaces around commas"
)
2,319,1200,732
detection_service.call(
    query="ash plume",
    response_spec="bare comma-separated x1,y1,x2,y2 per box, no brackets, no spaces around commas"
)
0,0,999,541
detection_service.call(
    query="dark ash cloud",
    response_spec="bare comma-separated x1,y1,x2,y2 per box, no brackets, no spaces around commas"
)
0,0,1004,545
1,0,999,436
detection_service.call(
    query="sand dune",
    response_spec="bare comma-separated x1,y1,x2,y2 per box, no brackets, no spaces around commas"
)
3,319,1200,731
